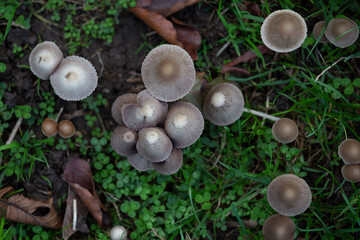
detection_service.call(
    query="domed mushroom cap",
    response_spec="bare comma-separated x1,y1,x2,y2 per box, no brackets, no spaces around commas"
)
110,225,127,240
136,127,173,162
153,148,183,175
41,118,58,137
313,21,329,43
165,102,204,148
29,41,63,80
325,18,359,48
338,139,360,164
111,125,138,156
267,174,312,216
262,214,295,240
203,83,244,126
127,153,154,172
57,120,76,138
260,9,307,52
141,44,195,102
341,164,360,183
111,93,137,125
50,56,98,101
122,90,168,131
272,118,298,144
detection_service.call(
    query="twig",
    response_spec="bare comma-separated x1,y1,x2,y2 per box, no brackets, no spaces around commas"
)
315,57,345,81
243,108,280,122
97,52,104,79
216,41,231,57
73,199,77,231
5,117,23,145
33,11,59,27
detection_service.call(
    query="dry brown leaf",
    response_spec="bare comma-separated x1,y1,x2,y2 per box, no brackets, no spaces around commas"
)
137,0,203,17
221,66,250,75
237,1,261,16
223,45,273,68
0,187,62,229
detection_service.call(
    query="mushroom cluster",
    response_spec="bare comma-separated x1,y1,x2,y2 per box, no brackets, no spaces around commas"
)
111,45,204,175
312,17,359,48
338,139,360,183
41,117,76,138
29,41,98,101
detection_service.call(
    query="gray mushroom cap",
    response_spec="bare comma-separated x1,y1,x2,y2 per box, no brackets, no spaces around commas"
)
41,117,58,137
152,148,183,175
136,127,173,162
57,120,76,138
267,174,312,216
50,56,98,101
111,93,137,125
338,139,360,164
203,83,244,126
325,18,359,48
272,118,298,144
111,125,138,156
165,102,204,148
29,41,63,80
127,153,154,172
122,90,168,131
262,214,295,240
141,44,195,102
313,21,329,43
341,164,360,183
260,9,307,52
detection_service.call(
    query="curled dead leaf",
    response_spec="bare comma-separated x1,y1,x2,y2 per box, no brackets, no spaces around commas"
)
136,0,203,17
223,45,272,68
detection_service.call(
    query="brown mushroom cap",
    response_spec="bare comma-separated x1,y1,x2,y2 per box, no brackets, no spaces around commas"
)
262,214,295,240
111,93,137,125
41,118,58,137
50,56,98,101
267,174,312,216
313,21,329,43
29,41,63,80
127,153,154,172
164,102,204,148
203,83,244,126
111,125,138,156
272,118,298,144
57,120,76,138
136,127,173,162
260,9,307,52
338,139,360,164
152,148,183,175
141,44,195,102
122,90,168,131
341,164,360,183
325,18,359,48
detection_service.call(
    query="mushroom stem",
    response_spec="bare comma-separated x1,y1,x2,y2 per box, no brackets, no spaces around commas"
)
73,199,77,231
55,107,64,122
243,108,280,122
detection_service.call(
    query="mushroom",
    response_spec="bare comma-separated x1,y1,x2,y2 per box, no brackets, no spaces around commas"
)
127,153,154,172
164,102,204,148
203,83,244,126
122,90,168,131
312,21,329,43
111,93,137,125
338,139,360,164
152,148,183,175
41,118,58,137
110,225,127,240
57,120,76,138
29,41,63,80
136,127,172,162
260,9,307,52
341,164,360,183
267,174,312,216
141,44,195,102
272,118,298,144
50,56,98,101
262,214,295,240
111,125,138,156
325,18,359,48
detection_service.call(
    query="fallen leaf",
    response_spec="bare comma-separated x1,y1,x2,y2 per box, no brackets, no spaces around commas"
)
223,45,272,68
221,66,250,75
237,1,261,16
136,0,203,17
0,187,62,229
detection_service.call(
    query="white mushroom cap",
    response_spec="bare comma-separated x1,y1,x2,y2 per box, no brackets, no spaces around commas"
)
312,21,329,43
50,56,98,101
260,9,307,52
29,41,63,80
141,44,195,102
127,153,154,172
111,93,138,125
110,225,127,240
325,18,359,48
262,214,295,240
111,125,138,156
153,148,183,175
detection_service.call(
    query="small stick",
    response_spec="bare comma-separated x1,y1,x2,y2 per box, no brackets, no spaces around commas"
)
5,117,23,145
243,108,280,122
315,57,345,81
216,41,231,57
73,199,77,231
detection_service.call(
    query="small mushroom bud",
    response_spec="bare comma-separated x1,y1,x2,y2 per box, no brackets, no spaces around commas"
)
341,164,360,183
111,93,137,125
57,120,75,138
127,153,154,172
110,225,127,240
29,41,63,80
111,125,138,156
338,139,360,164
260,9,307,52
272,118,298,144
41,118,58,137
325,18,359,48
312,21,329,43
262,214,295,240
152,148,183,175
